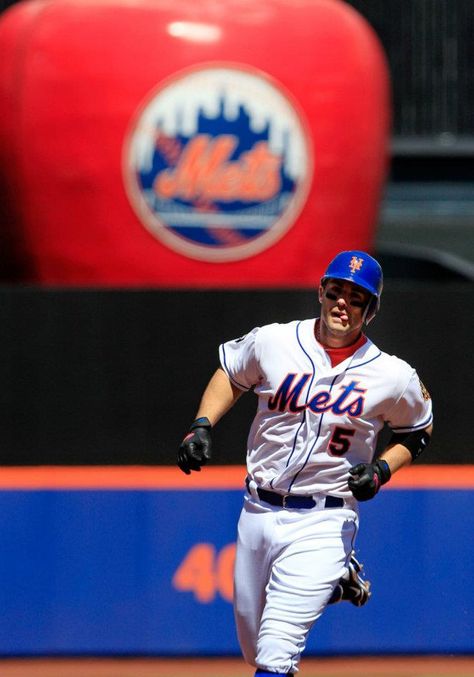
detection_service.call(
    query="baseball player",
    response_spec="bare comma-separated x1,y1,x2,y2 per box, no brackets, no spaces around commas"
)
178,250,433,676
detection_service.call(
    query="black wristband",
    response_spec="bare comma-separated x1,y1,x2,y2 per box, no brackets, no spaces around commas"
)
375,458,391,484
389,429,431,461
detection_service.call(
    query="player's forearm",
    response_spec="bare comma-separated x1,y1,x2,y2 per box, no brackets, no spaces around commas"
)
378,444,412,474
195,367,243,427
379,424,433,474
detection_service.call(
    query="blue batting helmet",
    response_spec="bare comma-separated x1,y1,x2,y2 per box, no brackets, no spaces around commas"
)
320,250,383,323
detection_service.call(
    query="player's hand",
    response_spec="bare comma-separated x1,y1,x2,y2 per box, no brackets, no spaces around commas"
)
348,459,391,501
177,417,212,475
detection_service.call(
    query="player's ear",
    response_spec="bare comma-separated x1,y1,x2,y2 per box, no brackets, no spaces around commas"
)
318,284,324,303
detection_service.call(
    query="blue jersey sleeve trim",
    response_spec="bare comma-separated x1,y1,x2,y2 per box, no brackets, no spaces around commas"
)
390,413,433,433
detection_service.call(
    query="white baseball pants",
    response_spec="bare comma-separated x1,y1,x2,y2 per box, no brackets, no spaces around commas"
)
233,490,359,674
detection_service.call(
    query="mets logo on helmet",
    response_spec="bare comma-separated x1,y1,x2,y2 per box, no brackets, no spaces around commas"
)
123,64,313,262
349,256,364,273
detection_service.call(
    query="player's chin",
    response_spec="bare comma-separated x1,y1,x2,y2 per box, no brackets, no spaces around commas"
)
329,316,351,331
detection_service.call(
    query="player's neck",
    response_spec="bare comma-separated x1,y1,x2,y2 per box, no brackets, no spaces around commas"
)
315,319,363,349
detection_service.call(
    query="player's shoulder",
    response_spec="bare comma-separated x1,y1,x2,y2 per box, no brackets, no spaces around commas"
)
222,319,303,348
373,347,418,388
377,349,415,373
256,318,312,341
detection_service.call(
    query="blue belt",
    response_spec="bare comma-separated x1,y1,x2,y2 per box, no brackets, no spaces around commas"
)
246,479,344,509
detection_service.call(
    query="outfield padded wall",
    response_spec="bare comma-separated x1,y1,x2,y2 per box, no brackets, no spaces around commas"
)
0,468,472,655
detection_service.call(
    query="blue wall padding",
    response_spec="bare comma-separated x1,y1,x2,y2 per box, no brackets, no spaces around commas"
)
0,488,471,655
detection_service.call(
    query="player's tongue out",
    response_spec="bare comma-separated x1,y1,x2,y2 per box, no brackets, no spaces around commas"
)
334,310,349,323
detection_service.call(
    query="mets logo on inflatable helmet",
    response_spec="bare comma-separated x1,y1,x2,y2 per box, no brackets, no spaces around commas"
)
123,64,313,262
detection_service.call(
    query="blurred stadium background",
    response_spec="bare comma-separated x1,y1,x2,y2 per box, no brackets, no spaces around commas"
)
0,0,472,674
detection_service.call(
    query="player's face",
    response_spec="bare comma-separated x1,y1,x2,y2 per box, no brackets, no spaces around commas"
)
318,279,370,345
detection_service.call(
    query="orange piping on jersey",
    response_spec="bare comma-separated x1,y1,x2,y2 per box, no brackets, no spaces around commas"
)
0,466,472,490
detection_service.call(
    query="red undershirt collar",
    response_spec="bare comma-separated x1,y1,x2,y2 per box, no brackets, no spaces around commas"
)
315,322,367,368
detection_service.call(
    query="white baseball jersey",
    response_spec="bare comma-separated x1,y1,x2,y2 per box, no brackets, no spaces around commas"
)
219,318,433,498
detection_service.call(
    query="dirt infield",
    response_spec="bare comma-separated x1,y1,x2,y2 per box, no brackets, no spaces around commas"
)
0,656,472,677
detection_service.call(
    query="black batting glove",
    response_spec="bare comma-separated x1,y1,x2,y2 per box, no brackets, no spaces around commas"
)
177,417,212,475
348,459,391,501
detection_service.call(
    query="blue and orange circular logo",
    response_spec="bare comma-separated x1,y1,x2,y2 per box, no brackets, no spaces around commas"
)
123,64,312,262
